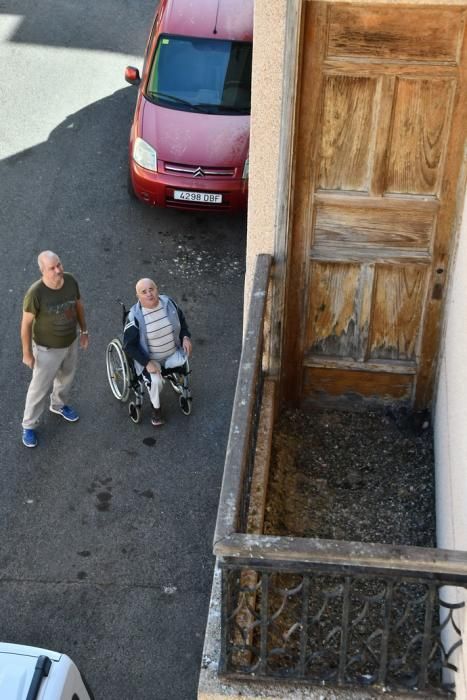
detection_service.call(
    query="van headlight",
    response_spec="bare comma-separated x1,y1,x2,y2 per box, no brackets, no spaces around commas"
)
242,157,249,180
133,137,157,171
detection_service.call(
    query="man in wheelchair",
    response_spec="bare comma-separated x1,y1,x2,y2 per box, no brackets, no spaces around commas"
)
123,278,192,426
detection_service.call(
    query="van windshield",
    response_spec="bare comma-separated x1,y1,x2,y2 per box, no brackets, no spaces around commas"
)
146,34,252,115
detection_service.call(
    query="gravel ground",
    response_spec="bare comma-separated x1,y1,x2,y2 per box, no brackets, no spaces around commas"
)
263,407,435,547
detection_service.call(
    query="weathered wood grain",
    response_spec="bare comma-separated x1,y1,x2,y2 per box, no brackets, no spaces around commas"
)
304,356,417,374
306,261,360,357
386,78,455,196
313,198,436,250
303,366,413,400
282,2,466,409
318,75,376,191
327,6,464,62
370,265,428,360
281,1,329,404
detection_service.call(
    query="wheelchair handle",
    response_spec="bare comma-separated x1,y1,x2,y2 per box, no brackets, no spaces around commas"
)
116,298,129,326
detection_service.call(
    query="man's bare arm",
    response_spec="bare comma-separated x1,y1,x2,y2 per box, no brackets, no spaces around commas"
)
21,312,35,368
76,299,89,349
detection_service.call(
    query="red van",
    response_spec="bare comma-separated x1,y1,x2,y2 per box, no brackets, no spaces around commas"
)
125,0,253,212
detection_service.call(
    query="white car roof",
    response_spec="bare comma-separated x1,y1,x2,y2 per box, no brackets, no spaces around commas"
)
0,643,61,700
0,643,61,661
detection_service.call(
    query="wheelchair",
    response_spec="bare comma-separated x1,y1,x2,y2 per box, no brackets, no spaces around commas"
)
106,301,192,423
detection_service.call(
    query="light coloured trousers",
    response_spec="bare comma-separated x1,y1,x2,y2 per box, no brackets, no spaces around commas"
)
144,372,164,409
142,349,187,410
22,338,79,429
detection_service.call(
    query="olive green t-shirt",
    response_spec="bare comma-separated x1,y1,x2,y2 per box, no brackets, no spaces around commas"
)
23,273,81,348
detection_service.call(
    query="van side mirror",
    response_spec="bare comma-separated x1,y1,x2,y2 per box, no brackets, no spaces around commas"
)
125,66,141,86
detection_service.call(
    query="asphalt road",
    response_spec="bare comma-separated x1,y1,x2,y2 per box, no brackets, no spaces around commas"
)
0,3,246,698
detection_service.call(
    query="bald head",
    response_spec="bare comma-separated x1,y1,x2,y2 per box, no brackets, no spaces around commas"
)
38,250,60,272
136,278,159,309
38,251,65,289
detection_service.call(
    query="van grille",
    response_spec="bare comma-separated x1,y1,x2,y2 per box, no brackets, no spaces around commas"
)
164,161,235,178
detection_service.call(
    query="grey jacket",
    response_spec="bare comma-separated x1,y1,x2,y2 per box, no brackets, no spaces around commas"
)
123,294,190,375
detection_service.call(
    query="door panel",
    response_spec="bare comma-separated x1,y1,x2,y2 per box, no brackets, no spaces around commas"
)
282,1,467,408
369,265,428,361
313,197,435,253
306,262,361,357
303,367,414,402
318,75,377,191
327,6,464,63
386,78,455,195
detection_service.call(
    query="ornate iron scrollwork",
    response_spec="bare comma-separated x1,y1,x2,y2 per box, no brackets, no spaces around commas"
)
221,566,463,695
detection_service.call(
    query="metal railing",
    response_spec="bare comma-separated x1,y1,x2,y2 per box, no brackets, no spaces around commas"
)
217,545,467,695
213,254,467,696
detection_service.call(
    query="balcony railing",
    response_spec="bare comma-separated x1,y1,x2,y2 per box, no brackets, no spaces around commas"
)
213,254,467,696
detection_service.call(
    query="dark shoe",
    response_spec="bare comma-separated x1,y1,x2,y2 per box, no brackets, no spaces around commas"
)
151,408,165,427
22,428,38,448
49,405,80,422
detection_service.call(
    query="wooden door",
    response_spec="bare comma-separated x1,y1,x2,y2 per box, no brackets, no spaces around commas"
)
282,1,467,409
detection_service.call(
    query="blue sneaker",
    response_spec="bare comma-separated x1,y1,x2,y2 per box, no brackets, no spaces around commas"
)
22,428,38,448
49,404,80,422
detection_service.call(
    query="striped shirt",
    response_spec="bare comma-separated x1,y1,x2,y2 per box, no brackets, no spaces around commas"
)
143,303,176,362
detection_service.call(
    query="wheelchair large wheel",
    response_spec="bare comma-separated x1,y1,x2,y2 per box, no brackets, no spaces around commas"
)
106,338,130,402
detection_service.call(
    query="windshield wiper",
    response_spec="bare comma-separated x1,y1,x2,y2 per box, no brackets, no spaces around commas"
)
146,91,205,112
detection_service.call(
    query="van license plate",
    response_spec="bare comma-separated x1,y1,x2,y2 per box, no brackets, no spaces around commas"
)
174,190,222,203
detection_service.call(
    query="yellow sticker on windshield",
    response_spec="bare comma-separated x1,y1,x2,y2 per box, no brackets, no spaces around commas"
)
162,38,169,44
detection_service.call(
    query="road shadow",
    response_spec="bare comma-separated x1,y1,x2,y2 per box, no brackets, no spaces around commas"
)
0,0,155,55
0,86,138,368
0,84,246,700
0,84,246,372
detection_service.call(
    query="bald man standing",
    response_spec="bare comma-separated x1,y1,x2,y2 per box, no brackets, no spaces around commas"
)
123,279,192,426
21,251,89,448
